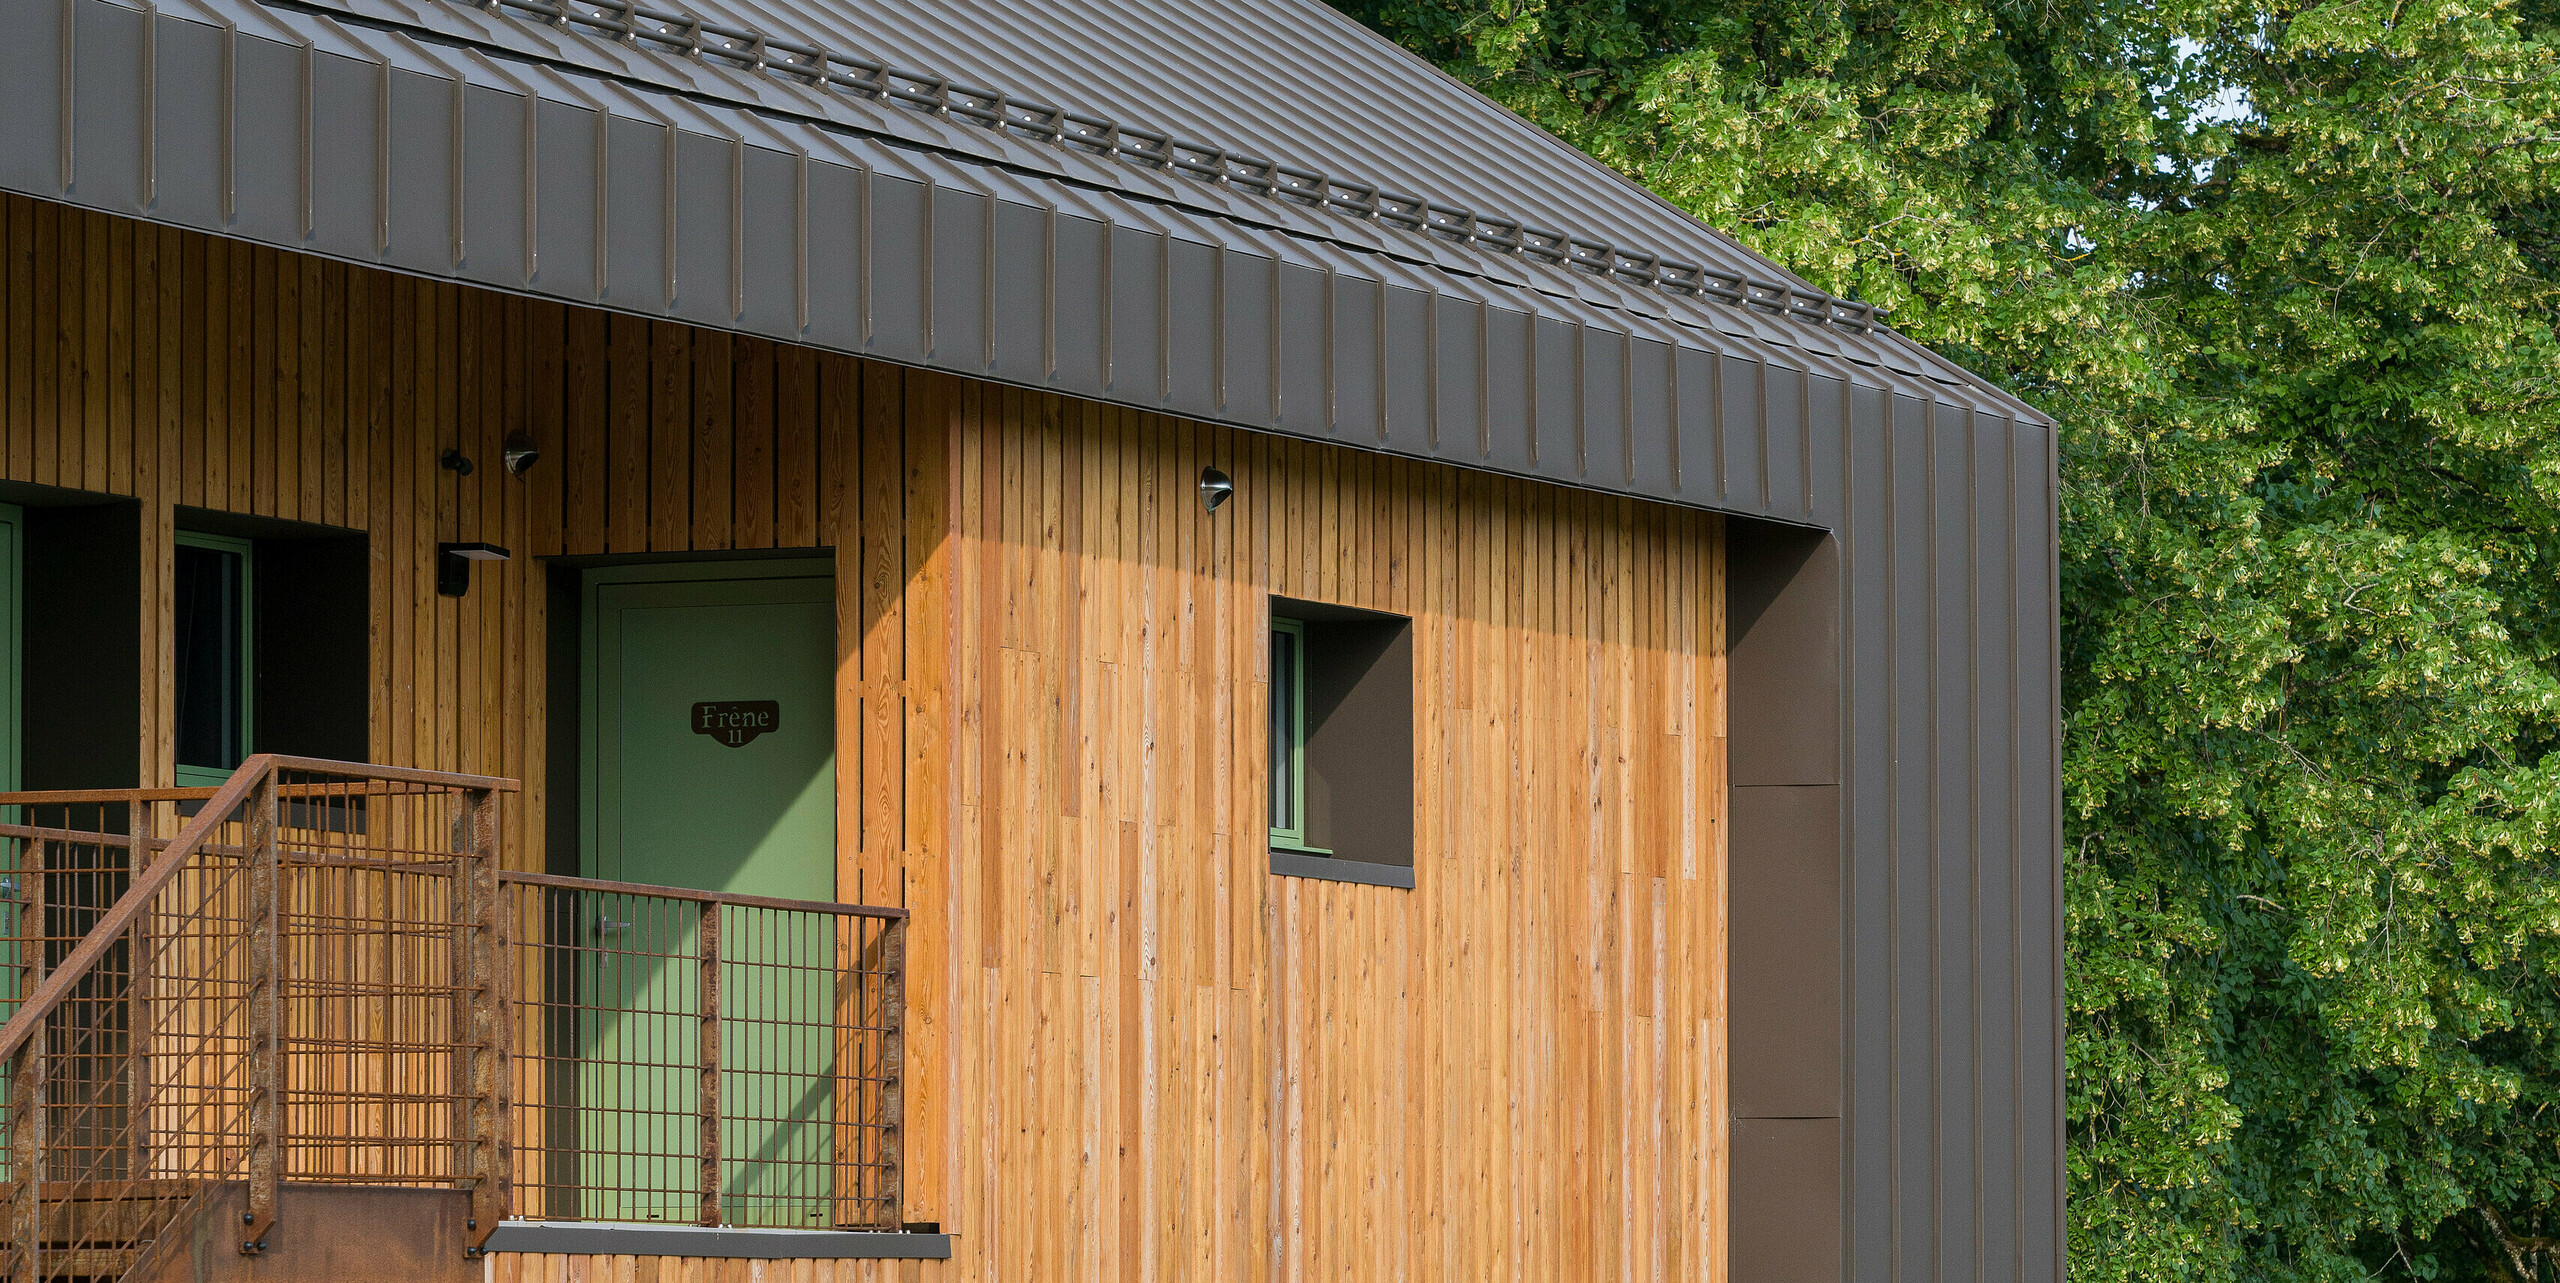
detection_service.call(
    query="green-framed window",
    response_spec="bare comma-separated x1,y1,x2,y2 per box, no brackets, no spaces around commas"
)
1268,617,1327,853
174,530,253,787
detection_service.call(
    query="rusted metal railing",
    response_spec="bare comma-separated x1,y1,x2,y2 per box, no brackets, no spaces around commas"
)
0,757,515,1279
0,755,908,1280
498,872,906,1231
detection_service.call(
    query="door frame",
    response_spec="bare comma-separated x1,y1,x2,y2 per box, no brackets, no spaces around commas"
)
568,555,837,1222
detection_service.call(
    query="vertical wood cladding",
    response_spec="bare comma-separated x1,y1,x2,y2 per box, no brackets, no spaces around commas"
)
0,196,1731,1281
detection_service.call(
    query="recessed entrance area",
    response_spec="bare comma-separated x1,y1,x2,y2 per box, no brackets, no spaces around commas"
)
560,556,843,1225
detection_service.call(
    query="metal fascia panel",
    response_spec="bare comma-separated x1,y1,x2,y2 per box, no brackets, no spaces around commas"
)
4,0,2027,521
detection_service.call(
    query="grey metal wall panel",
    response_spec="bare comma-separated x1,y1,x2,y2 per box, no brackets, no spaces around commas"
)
1380,285,1430,453
1732,783,1843,1118
1842,378,1895,1283
1327,273,1378,441
1888,391,1937,1272
1582,325,1626,487
149,18,225,231
736,145,799,336
1531,315,1575,475
927,182,985,371
801,159,860,351
1766,366,1806,523
1044,211,1102,397
1103,220,1157,399
70,1,146,214
1429,292,1478,460
1808,375,1847,530
1226,247,1279,428
1970,409,2020,1283
2016,418,2065,1283
863,172,927,368
985,197,1046,389
1672,344,1715,504
670,130,734,324
233,36,306,248
309,53,383,263
1483,306,1532,473
1930,396,1976,1283
1735,1119,1845,1283
1272,258,1324,435
1628,337,1673,499
533,98,599,300
600,113,664,309
0,0,56,196
1164,237,1216,420
461,83,527,286
1723,355,1767,512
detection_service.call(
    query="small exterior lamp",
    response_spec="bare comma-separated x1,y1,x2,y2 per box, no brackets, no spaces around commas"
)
437,542,510,597
1199,465,1233,514
502,431,541,477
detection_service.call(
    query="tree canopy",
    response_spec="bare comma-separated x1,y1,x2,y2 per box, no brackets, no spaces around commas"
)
1328,0,2560,1278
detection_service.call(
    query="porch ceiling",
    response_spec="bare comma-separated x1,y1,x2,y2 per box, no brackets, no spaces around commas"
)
0,0,2044,527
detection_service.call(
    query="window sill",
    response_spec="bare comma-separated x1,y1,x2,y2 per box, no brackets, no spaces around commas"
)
1269,849,1414,889
481,1222,952,1260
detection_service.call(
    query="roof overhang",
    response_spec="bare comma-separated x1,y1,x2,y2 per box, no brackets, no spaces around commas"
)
0,0,2050,530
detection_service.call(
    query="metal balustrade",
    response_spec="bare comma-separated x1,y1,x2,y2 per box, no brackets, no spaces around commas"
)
498,871,905,1230
0,756,906,1280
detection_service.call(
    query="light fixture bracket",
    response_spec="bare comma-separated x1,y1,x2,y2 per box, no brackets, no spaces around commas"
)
437,542,511,597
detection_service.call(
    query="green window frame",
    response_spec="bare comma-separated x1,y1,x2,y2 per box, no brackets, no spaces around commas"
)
0,504,20,796
173,529,254,787
1268,617,1327,854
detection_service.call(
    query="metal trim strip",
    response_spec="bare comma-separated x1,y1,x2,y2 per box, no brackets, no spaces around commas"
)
481,1222,954,1259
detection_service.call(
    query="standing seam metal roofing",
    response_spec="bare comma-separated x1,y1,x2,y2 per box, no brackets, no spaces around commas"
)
2,0,2048,530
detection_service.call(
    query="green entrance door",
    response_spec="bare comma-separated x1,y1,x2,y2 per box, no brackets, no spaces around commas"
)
578,560,837,1225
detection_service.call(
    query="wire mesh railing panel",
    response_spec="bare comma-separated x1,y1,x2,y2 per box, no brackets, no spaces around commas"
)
0,761,513,1280
499,875,904,1230
0,757,909,1276
269,769,479,1190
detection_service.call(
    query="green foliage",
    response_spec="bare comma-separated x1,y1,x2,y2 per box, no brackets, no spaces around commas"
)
1333,0,2560,1278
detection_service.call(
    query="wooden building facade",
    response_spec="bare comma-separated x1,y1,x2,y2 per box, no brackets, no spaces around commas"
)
0,193,1730,1280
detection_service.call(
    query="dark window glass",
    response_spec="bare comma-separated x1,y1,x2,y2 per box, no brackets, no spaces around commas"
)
1270,625,1297,834
174,541,246,771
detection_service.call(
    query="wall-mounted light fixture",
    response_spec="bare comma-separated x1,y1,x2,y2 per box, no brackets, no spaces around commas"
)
440,447,475,477
437,542,510,598
1199,465,1234,514
502,431,541,477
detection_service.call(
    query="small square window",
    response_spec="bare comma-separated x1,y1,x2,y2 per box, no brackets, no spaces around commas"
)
1267,599,1414,888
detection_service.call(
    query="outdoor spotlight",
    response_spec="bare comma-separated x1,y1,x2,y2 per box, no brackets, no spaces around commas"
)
440,447,475,477
502,431,541,477
1199,465,1234,514
437,541,511,598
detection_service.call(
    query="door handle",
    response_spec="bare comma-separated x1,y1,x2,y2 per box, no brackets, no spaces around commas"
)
595,913,633,936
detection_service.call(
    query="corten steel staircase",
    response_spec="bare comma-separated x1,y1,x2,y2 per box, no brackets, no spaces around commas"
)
0,757,908,1283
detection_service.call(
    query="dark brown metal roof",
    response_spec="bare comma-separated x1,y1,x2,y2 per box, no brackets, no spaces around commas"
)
0,0,2048,529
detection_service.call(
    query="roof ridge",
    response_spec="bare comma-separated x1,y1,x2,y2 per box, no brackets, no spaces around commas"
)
421,0,1883,333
